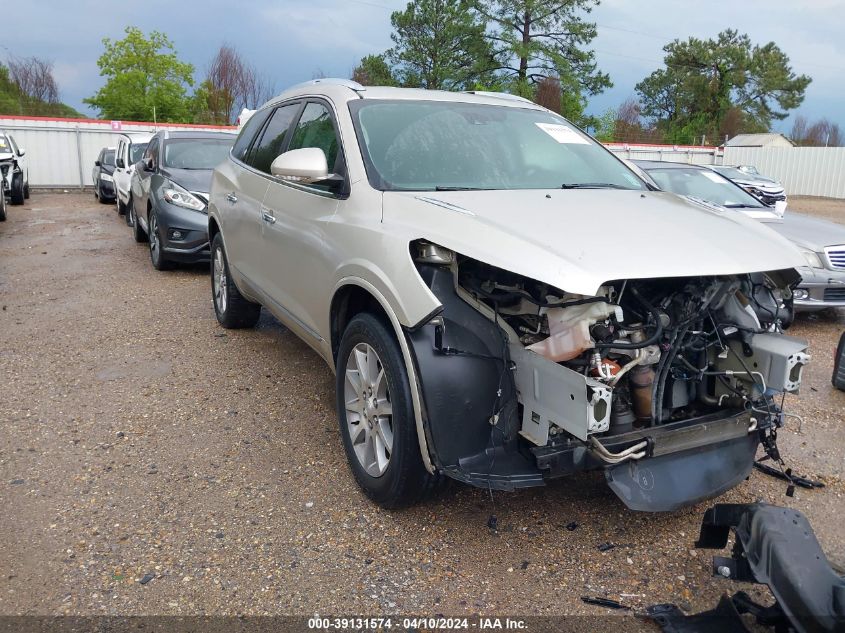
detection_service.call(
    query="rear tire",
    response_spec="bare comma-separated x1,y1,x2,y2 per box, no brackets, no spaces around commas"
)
131,199,146,242
23,181,29,199
211,233,261,328
0,191,6,221
336,313,438,508
10,173,24,205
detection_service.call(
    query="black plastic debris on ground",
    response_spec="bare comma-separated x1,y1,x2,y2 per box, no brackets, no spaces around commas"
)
486,515,498,531
139,573,155,585
597,542,615,552
581,596,629,610
565,521,578,531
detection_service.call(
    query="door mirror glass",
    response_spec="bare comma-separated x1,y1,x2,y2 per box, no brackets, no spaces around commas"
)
270,148,329,184
95,160,101,167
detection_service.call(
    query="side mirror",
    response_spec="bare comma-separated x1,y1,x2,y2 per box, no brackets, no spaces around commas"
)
17,148,25,157
95,160,101,167
270,148,330,184
144,157,155,172
116,158,125,169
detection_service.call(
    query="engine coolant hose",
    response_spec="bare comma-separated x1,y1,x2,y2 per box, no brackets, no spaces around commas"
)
594,288,664,350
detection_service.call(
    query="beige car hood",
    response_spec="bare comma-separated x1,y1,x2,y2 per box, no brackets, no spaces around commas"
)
383,189,805,297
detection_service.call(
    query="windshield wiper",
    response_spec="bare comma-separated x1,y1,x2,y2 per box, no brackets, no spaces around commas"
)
561,182,631,190
434,186,493,191
723,203,766,209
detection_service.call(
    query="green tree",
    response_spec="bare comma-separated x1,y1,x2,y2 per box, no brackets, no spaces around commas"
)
636,29,811,144
352,54,399,86
0,61,81,117
387,0,497,90
474,0,611,111
85,26,195,122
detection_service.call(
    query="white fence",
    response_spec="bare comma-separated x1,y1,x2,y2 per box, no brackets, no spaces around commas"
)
0,115,236,188
605,142,722,166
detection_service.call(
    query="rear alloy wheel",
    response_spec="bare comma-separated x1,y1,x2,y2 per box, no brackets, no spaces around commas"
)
211,233,260,328
336,313,437,508
148,210,171,270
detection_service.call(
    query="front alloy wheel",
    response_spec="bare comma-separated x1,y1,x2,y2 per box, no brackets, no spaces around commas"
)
336,313,438,508
148,211,170,270
213,246,228,315
344,342,394,477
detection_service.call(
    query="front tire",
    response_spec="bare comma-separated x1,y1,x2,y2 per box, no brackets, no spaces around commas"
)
10,173,24,205
336,313,437,508
211,233,261,328
0,191,6,221
23,181,29,199
148,209,171,270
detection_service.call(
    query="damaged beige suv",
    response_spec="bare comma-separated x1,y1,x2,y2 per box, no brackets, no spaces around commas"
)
208,79,810,511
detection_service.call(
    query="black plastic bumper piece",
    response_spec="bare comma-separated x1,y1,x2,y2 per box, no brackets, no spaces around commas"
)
605,433,758,512
695,502,845,633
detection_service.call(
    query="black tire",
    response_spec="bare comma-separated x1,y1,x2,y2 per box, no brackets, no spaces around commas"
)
10,173,24,205
148,209,171,270
130,198,146,242
336,313,438,508
211,233,261,328
0,192,6,221
97,185,110,204
23,181,29,199
117,197,126,216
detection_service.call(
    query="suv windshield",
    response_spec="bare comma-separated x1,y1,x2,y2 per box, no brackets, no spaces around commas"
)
130,142,148,164
0,135,10,153
349,100,646,192
163,138,233,170
644,167,766,208
711,166,751,181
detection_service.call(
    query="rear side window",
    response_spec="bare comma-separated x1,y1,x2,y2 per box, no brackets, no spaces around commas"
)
247,103,300,173
287,102,339,170
232,109,271,162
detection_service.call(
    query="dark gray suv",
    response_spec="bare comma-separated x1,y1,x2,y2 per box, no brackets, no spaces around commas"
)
128,130,235,270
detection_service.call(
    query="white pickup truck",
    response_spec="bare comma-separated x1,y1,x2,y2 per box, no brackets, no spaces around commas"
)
113,132,152,220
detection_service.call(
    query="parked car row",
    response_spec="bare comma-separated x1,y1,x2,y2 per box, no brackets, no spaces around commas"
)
97,80,819,514
103,129,236,269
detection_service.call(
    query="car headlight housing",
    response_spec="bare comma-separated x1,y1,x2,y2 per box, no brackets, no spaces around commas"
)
799,248,824,269
100,173,113,182
163,187,205,212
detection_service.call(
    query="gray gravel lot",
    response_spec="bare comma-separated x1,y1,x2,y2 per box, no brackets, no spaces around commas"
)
1,192,843,619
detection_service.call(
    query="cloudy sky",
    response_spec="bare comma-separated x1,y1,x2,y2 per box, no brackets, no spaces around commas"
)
7,0,845,133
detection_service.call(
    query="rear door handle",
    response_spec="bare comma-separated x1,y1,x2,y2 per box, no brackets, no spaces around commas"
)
226,193,238,203
261,208,276,224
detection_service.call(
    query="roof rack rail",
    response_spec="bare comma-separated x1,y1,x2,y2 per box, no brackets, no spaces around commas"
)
464,90,535,104
287,78,366,93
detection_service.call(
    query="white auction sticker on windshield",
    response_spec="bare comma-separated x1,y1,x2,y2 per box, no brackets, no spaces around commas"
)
535,123,590,144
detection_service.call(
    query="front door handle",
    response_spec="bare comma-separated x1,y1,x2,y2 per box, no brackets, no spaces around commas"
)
261,209,276,224
226,192,238,203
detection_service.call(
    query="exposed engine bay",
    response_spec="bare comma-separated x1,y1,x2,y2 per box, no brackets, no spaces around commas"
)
408,241,811,511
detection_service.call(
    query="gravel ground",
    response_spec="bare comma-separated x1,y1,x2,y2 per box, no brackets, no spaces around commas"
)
1,192,844,620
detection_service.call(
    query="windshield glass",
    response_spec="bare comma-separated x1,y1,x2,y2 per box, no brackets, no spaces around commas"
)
103,150,115,166
130,142,148,164
349,100,646,192
0,135,9,153
645,167,765,208
711,166,750,181
163,138,234,170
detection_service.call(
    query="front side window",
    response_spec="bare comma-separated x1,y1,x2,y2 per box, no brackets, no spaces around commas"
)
247,103,300,173
287,102,340,171
103,149,116,167
349,100,646,192
144,138,159,166
163,138,234,170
